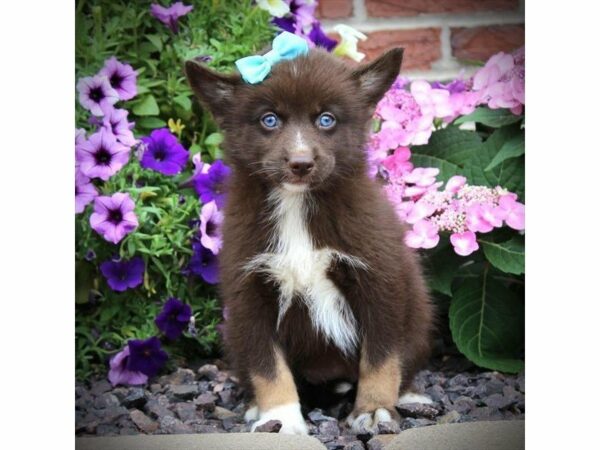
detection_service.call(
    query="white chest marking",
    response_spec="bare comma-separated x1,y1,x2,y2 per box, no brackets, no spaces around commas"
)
245,188,365,355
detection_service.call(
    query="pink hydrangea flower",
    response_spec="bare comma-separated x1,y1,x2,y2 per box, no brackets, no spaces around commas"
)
403,167,440,187
450,231,479,256
445,175,467,194
382,147,413,180
410,80,453,119
405,220,440,249
497,195,525,230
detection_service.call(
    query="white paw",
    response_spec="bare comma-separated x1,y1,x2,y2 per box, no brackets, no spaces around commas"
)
397,392,433,405
250,402,308,435
346,408,391,434
244,405,259,422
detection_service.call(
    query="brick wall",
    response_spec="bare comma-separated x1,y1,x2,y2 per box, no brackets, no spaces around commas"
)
318,0,525,80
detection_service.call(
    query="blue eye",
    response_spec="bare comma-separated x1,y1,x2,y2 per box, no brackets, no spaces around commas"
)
261,113,279,129
317,113,336,129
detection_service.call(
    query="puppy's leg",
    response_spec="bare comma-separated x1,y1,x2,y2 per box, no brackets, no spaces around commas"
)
346,345,401,434
250,346,307,435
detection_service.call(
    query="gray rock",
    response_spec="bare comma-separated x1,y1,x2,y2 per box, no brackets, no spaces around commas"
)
396,402,439,420
469,406,504,421
130,409,159,434
399,417,436,431
437,410,461,424
145,396,174,419
175,402,198,422
447,374,469,387
93,393,120,409
96,423,119,436
366,435,396,450
158,368,195,386
111,387,129,401
159,415,194,434
195,392,217,411
197,364,219,381
377,420,400,434
516,373,525,392
221,417,237,431
473,379,505,398
101,406,129,423
319,420,341,437
218,388,233,407
308,408,337,424
255,420,282,433
193,424,225,433
449,396,475,414
213,406,237,420
342,440,365,450
424,384,446,402
168,384,199,401
90,379,112,396
122,387,148,409
150,383,163,394
483,393,515,410
119,427,138,435
229,424,251,433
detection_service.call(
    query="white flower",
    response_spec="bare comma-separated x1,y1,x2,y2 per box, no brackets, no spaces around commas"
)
333,24,368,62
256,0,290,18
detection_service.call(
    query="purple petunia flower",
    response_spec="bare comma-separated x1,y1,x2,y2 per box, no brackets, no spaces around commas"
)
194,160,231,208
76,128,86,146
108,346,148,387
75,171,98,214
101,107,137,147
100,257,145,292
188,242,219,284
155,298,192,341
127,337,168,377
150,2,193,33
76,128,130,181
90,193,139,244
199,200,223,255
99,57,138,101
77,75,119,116
140,128,189,176
272,16,296,33
308,21,338,52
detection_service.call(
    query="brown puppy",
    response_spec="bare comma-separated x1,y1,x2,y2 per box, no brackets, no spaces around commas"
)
185,47,434,434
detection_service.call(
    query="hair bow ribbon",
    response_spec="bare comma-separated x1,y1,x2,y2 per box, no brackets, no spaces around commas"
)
235,32,309,84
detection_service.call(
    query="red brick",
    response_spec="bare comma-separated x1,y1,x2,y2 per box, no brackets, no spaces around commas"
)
451,25,524,61
365,0,518,17
317,0,353,19
359,28,442,71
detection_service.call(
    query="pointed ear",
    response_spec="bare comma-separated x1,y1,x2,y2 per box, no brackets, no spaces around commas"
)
184,60,242,121
351,48,404,107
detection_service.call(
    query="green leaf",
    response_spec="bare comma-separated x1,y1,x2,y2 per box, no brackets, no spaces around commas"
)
410,128,483,182
455,107,523,128
189,143,202,156
480,236,525,275
462,126,525,199
485,132,525,171
136,117,167,129
173,94,192,111
449,267,524,373
146,34,163,52
204,132,224,147
426,242,465,296
132,95,160,116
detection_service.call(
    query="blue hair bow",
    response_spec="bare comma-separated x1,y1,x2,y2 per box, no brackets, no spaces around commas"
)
235,32,309,84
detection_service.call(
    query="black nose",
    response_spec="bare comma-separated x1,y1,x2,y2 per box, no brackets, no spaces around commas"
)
288,155,314,177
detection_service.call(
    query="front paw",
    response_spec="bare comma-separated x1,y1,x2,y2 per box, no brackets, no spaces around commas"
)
250,403,308,435
346,407,400,434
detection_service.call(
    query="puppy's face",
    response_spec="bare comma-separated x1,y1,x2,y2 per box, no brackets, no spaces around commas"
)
186,48,403,191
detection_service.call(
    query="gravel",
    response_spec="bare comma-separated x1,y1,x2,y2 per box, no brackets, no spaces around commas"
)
76,351,524,449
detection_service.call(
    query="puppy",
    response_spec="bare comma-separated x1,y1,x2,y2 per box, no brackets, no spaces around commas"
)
185,46,434,435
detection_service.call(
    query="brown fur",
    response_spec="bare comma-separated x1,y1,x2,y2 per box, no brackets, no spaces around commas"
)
185,48,434,419
251,347,299,411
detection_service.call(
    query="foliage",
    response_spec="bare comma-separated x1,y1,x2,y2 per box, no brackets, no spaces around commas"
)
75,0,274,380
